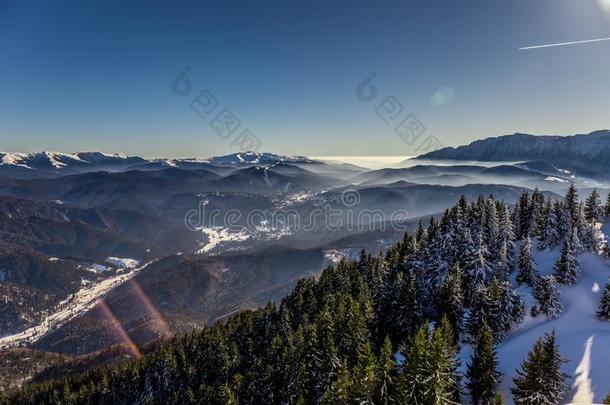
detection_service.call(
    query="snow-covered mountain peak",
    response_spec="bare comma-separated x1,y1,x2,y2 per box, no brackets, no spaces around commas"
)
203,151,313,165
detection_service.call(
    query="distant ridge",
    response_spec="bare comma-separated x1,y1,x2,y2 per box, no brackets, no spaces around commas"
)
416,130,610,170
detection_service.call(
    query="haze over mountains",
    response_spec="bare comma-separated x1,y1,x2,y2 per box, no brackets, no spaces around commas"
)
1,130,610,393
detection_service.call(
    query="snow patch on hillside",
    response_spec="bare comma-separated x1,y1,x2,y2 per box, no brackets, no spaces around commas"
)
196,227,250,254
323,249,361,266
106,257,140,269
545,176,569,183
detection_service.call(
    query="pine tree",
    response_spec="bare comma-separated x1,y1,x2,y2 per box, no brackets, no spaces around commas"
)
564,183,579,224
464,232,493,300
517,237,538,287
530,188,545,237
376,336,397,404
466,322,501,405
538,199,559,250
351,341,379,404
486,278,525,341
484,198,500,259
431,318,462,405
605,192,610,217
398,321,461,405
511,332,567,405
517,192,531,239
554,200,570,241
322,359,352,404
597,279,610,321
553,230,580,286
541,331,568,403
495,239,511,280
498,203,516,261
576,203,598,253
531,276,563,319
584,188,603,223
398,326,430,404
392,269,422,344
437,263,464,338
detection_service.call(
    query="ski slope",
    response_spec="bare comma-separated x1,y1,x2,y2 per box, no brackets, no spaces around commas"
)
476,223,610,404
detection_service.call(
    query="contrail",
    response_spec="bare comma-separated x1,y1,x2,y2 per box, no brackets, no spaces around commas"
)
519,37,610,50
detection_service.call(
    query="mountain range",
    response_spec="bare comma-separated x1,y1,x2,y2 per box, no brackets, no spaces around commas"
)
2,131,610,394
417,129,610,174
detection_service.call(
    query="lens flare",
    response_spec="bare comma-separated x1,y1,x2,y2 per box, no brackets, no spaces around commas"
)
128,280,173,340
98,300,142,359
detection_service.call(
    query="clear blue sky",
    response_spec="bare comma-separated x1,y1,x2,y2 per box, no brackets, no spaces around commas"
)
1,0,609,158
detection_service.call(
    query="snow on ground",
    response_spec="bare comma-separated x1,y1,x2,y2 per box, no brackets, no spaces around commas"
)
106,257,140,269
545,176,570,183
196,227,250,254
85,264,112,274
323,249,362,266
0,261,152,349
482,246,610,404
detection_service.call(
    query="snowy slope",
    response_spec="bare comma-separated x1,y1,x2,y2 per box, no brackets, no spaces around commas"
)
466,224,610,404
202,151,313,165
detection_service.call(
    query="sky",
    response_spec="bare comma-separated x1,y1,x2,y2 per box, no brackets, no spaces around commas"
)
1,0,609,158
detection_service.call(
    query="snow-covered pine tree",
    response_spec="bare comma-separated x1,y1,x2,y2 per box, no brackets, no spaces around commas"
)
517,236,538,287
564,183,579,224
498,203,516,270
584,188,603,223
541,330,568,403
576,203,598,253
553,229,580,286
531,276,563,320
538,199,559,250
466,286,490,342
511,202,521,240
534,197,549,243
415,220,425,250
596,279,610,321
495,239,511,281
466,322,501,405
511,332,567,405
462,229,491,304
517,192,531,239
605,192,610,217
437,263,464,338
393,269,423,343
530,187,545,237
484,198,500,260
475,233,492,287
488,278,525,341
512,337,546,405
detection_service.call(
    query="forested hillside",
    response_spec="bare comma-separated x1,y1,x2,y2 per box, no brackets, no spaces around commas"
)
3,185,610,405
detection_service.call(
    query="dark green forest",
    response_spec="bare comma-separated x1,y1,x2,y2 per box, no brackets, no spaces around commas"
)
4,186,610,405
